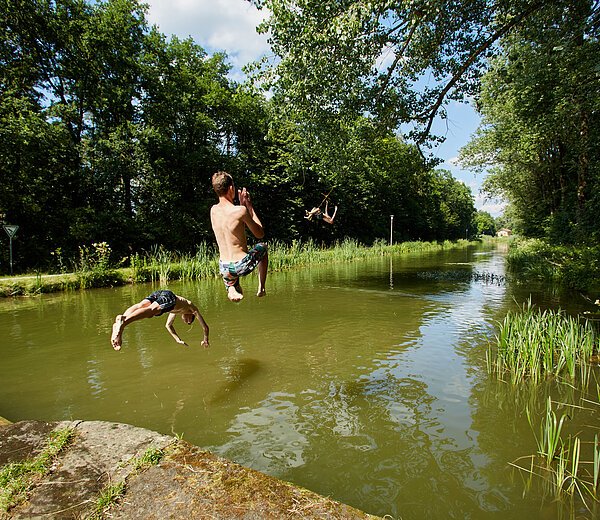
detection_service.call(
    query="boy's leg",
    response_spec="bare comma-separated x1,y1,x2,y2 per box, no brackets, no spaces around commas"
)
121,301,146,317
220,260,244,302
257,250,268,297
111,300,158,350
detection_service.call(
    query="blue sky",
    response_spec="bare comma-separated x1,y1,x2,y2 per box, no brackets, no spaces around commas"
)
145,0,504,216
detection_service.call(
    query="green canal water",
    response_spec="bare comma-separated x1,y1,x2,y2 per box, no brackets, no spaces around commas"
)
1,243,599,519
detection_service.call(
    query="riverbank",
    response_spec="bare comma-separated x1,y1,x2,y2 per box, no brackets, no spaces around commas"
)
0,417,380,519
506,238,600,293
0,237,478,297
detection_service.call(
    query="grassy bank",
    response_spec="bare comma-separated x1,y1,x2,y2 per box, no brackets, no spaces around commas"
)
0,238,475,297
506,238,600,293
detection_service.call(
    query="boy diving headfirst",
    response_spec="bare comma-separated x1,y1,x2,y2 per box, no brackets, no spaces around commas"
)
110,290,209,350
210,171,268,302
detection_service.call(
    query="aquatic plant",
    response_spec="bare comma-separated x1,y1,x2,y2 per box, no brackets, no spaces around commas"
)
515,396,600,515
489,301,598,385
527,397,566,465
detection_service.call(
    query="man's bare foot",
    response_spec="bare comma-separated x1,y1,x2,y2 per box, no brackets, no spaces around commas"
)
111,315,125,350
257,288,266,297
227,285,244,302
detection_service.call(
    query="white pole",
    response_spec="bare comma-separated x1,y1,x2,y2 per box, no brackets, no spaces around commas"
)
390,215,394,245
8,236,13,275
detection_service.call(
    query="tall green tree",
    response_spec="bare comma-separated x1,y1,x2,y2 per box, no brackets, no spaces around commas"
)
460,0,599,244
250,0,556,147
136,31,241,249
0,0,83,267
475,210,496,236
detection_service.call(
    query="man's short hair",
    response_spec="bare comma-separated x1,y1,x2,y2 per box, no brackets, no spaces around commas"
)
212,171,234,196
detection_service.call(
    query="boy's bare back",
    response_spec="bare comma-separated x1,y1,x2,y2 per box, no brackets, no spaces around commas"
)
210,202,250,262
171,295,197,315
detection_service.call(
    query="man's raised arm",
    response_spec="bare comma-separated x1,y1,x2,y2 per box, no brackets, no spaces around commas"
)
239,188,264,238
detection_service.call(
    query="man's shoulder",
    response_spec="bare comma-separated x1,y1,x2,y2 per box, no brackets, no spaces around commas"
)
212,201,244,213
224,204,247,218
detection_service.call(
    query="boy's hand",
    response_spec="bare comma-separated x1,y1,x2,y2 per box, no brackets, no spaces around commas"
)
176,338,189,346
201,339,210,348
239,187,252,209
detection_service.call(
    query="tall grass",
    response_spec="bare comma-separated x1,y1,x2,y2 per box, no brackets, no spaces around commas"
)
489,300,598,385
148,245,172,284
0,238,478,296
267,237,470,271
507,238,600,291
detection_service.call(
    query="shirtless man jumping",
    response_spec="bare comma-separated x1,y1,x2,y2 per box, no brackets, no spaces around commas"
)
210,171,268,302
110,289,209,350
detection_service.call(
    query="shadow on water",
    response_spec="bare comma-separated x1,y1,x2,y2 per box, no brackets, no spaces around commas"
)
208,358,261,405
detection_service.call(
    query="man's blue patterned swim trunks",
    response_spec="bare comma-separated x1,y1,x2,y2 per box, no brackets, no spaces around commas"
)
218,243,267,288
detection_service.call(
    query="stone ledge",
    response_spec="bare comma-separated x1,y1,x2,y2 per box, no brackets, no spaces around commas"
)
0,420,380,519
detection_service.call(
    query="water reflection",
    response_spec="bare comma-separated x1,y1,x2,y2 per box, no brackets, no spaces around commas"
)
215,391,309,473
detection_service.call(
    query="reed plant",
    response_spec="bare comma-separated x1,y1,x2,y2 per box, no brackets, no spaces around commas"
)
527,397,566,465
148,245,172,284
265,237,469,272
489,301,598,385
130,252,151,283
0,237,480,297
516,398,600,513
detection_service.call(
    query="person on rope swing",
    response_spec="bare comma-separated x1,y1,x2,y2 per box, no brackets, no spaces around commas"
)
110,290,209,351
210,170,268,302
304,199,338,224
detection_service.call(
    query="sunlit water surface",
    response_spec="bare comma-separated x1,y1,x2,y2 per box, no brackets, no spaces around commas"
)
1,243,599,519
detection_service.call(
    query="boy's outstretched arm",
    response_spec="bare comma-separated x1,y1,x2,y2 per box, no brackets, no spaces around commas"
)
192,307,210,348
165,313,188,346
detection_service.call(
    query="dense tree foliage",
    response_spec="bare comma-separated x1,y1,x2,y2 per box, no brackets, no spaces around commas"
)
0,0,476,273
251,0,599,249
474,211,496,236
250,0,559,147
460,0,599,245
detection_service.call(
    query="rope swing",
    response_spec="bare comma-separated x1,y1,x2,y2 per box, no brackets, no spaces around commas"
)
304,188,338,224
